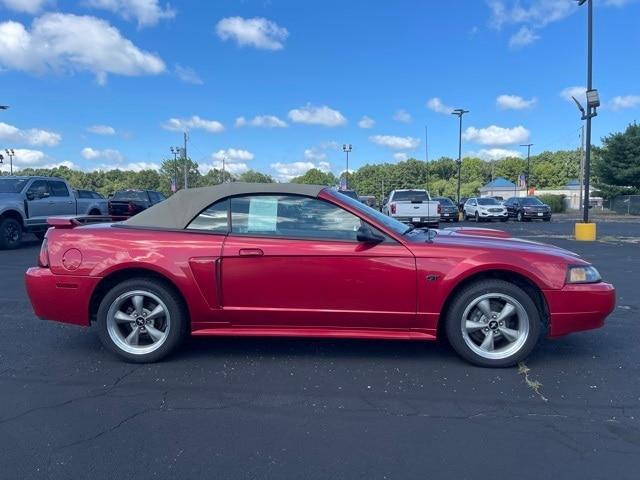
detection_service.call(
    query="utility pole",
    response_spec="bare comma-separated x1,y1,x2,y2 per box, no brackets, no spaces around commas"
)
451,109,469,204
4,149,15,175
579,125,585,211
342,144,352,189
170,146,180,191
183,132,189,190
425,125,430,191
520,143,533,193
221,156,226,183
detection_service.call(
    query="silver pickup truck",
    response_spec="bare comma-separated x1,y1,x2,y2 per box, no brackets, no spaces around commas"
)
0,176,108,249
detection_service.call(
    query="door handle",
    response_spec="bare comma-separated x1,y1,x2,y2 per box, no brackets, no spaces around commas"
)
238,248,264,257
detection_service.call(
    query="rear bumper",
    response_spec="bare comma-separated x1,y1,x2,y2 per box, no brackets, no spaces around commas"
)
25,267,99,326
395,216,440,224
545,282,616,337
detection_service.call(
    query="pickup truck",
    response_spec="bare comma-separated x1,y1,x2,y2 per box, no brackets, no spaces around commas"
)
381,189,440,228
0,176,108,249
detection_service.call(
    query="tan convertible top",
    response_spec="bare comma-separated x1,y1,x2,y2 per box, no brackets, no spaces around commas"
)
124,182,326,229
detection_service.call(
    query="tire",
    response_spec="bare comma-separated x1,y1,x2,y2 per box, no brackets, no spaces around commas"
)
516,211,523,222
444,279,542,367
96,277,188,363
500,217,508,222
34,231,46,241
0,217,22,250
475,212,480,222
89,209,101,216
453,217,459,223
543,218,551,222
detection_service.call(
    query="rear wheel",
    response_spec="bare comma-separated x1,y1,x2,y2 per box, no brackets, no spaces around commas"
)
0,217,22,250
444,279,542,367
96,278,188,363
89,209,101,216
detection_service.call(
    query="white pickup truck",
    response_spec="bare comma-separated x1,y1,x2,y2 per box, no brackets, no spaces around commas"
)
382,189,440,228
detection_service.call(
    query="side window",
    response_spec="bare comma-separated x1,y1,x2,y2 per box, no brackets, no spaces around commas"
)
148,191,158,203
230,195,362,241
78,190,91,199
27,180,49,198
187,199,229,233
48,181,70,197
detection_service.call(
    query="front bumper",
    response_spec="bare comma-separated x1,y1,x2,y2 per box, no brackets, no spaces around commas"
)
25,267,99,326
478,210,508,218
523,210,551,219
545,282,616,337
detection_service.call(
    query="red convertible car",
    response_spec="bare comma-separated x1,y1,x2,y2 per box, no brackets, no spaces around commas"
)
25,183,615,367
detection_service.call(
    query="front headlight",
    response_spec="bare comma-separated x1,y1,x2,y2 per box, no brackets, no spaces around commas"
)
567,265,601,284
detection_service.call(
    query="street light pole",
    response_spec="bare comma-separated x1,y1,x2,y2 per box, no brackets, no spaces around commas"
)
170,146,180,191
582,0,593,224
4,149,15,175
183,132,189,190
342,144,352,189
451,109,469,204
520,143,533,193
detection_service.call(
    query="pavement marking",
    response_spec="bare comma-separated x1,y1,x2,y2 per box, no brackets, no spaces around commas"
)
518,362,549,402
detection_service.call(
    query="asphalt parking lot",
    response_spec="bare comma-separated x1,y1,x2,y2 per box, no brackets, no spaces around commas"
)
1,216,639,480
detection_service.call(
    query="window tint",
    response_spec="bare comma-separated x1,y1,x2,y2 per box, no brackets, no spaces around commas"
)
477,198,499,205
77,190,92,199
27,180,49,197
392,190,428,202
187,199,229,232
521,197,543,206
92,191,104,199
230,195,362,241
113,190,148,202
48,181,69,197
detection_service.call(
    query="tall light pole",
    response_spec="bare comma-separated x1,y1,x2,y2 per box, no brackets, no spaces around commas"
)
4,149,15,175
342,144,352,189
520,143,533,193
451,109,469,204
170,146,180,191
221,155,226,183
183,132,189,190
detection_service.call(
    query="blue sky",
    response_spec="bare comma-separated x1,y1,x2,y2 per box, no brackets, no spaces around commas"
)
1,0,639,180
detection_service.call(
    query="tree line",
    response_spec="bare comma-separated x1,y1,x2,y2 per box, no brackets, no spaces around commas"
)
9,123,639,201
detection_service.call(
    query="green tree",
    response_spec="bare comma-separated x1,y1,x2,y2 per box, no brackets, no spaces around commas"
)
237,170,275,183
291,168,337,185
594,123,640,192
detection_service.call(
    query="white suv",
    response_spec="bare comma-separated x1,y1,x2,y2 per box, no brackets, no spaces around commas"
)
464,197,508,222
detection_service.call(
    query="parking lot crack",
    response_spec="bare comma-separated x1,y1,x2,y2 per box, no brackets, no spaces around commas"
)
518,362,549,402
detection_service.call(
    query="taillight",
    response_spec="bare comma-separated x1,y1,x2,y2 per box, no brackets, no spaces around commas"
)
128,202,135,213
38,236,49,268
390,203,396,214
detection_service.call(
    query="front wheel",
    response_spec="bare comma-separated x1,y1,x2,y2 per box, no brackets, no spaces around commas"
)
96,278,188,363
444,279,542,367
475,212,480,222
0,217,22,250
516,211,524,222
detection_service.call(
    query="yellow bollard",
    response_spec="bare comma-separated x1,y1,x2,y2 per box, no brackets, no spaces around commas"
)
458,211,465,222
575,222,596,241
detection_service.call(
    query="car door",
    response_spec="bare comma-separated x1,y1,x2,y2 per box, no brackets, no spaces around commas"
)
24,180,53,226
217,194,417,330
465,198,475,217
47,180,76,215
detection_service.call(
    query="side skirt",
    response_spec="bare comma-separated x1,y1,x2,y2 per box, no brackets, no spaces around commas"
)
190,327,437,341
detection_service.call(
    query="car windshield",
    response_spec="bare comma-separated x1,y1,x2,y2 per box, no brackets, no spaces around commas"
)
477,198,500,206
392,190,429,202
0,178,29,193
434,197,454,206
112,190,148,202
521,197,543,206
326,190,408,236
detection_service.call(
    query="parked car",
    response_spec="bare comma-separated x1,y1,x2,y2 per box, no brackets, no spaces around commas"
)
359,195,377,209
0,176,107,249
504,196,552,222
464,197,509,222
336,189,359,201
108,189,166,218
25,183,615,367
382,189,440,228
432,196,459,222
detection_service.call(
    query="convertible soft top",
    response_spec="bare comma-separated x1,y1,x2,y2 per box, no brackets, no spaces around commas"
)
124,182,325,229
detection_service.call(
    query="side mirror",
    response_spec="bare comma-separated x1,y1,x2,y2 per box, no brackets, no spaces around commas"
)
356,225,385,244
26,191,35,201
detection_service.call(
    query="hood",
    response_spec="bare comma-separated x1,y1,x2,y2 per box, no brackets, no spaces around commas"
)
0,192,23,200
427,228,581,260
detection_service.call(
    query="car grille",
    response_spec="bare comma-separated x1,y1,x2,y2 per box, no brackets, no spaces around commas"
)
488,208,503,212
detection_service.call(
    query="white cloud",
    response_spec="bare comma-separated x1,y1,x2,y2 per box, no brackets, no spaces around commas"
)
0,14,165,84
304,148,327,161
200,161,249,175
85,0,175,27
369,135,420,150
163,115,224,133
270,161,317,181
211,148,254,162
462,125,530,145
393,109,412,123
488,0,576,30
509,26,540,48
81,147,123,162
560,86,586,103
0,121,61,146
235,115,287,128
357,115,375,129
175,64,203,85
393,153,408,162
0,149,76,173
288,104,347,127
426,97,454,114
469,148,523,160
92,161,160,172
86,124,116,135
497,94,537,110
0,0,50,13
608,95,640,111
216,17,288,50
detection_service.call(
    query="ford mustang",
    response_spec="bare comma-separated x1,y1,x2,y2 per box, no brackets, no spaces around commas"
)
25,183,615,367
